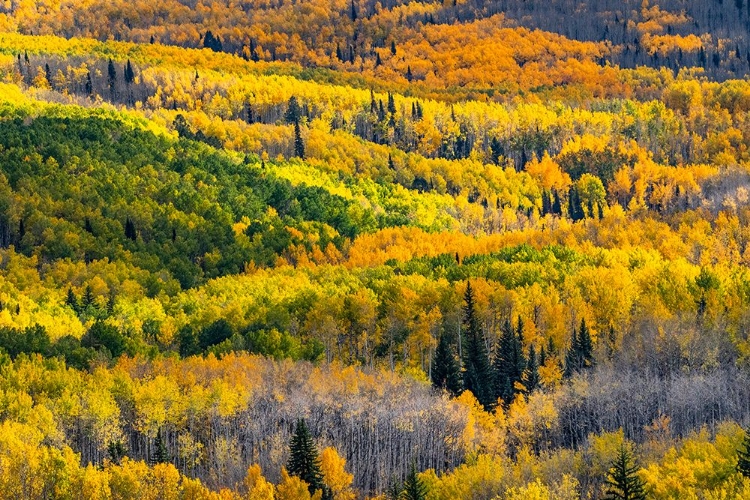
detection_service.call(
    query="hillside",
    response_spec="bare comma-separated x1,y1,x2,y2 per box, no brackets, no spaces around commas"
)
0,0,750,499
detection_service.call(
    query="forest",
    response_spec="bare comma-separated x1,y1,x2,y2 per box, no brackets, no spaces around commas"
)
1,0,750,498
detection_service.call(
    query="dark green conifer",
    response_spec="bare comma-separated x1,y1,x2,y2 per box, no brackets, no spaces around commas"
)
604,445,647,500
401,462,427,500
152,429,170,464
462,282,494,410
288,419,325,496
737,427,750,478
431,332,462,396
294,120,305,159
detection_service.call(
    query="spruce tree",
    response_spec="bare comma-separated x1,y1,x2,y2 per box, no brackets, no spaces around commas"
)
738,426,750,478
578,318,594,368
401,462,427,500
431,332,462,396
462,282,494,410
66,287,79,313
493,318,517,404
152,429,170,464
288,419,325,496
294,120,305,159
604,445,646,500
525,344,540,393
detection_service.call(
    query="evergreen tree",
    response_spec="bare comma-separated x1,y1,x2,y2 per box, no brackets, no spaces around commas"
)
604,445,647,500
124,59,135,85
564,326,579,378
552,190,562,215
401,462,427,500
462,282,494,410
493,318,517,404
350,0,357,21
152,429,170,464
525,344,540,393
288,419,325,496
285,96,301,123
85,72,93,96
107,58,117,97
738,426,750,478
431,332,462,396
564,318,595,377
391,40,397,55
82,285,95,308
66,287,79,313
578,318,594,368
294,120,305,159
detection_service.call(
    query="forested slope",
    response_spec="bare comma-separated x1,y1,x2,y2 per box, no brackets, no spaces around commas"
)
0,0,750,498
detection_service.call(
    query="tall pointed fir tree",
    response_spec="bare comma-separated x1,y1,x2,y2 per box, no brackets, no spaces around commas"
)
294,120,305,159
738,426,750,478
525,344,540,393
564,318,595,377
288,419,326,496
431,332,462,396
493,317,526,405
604,445,647,500
401,462,427,500
151,429,170,464
461,282,494,410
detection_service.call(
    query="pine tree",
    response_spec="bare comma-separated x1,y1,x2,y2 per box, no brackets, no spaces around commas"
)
350,0,357,21
391,40,397,55
285,96,301,123
107,58,117,98
406,66,413,82
294,120,305,159
564,326,579,378
152,429,170,464
431,332,462,396
82,285,95,308
66,287,79,314
401,462,427,500
493,318,516,404
85,72,93,96
288,419,325,496
604,445,646,500
124,59,135,85
578,318,594,368
525,344,540,393
738,426,750,478
462,282,494,410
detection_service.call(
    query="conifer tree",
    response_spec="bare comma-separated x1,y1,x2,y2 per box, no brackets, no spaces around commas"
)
401,462,427,500
525,344,540,393
288,419,325,496
431,332,462,396
604,445,646,500
107,58,117,98
294,120,305,159
152,429,170,464
738,426,750,478
462,282,494,410
66,287,79,313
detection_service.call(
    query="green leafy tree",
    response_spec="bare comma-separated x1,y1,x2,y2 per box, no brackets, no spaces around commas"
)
605,445,647,500
288,419,326,496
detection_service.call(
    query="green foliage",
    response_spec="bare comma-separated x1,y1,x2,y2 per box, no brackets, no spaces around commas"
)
604,445,647,500
288,419,326,496
738,427,750,478
401,463,427,500
431,332,462,396
461,282,494,410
